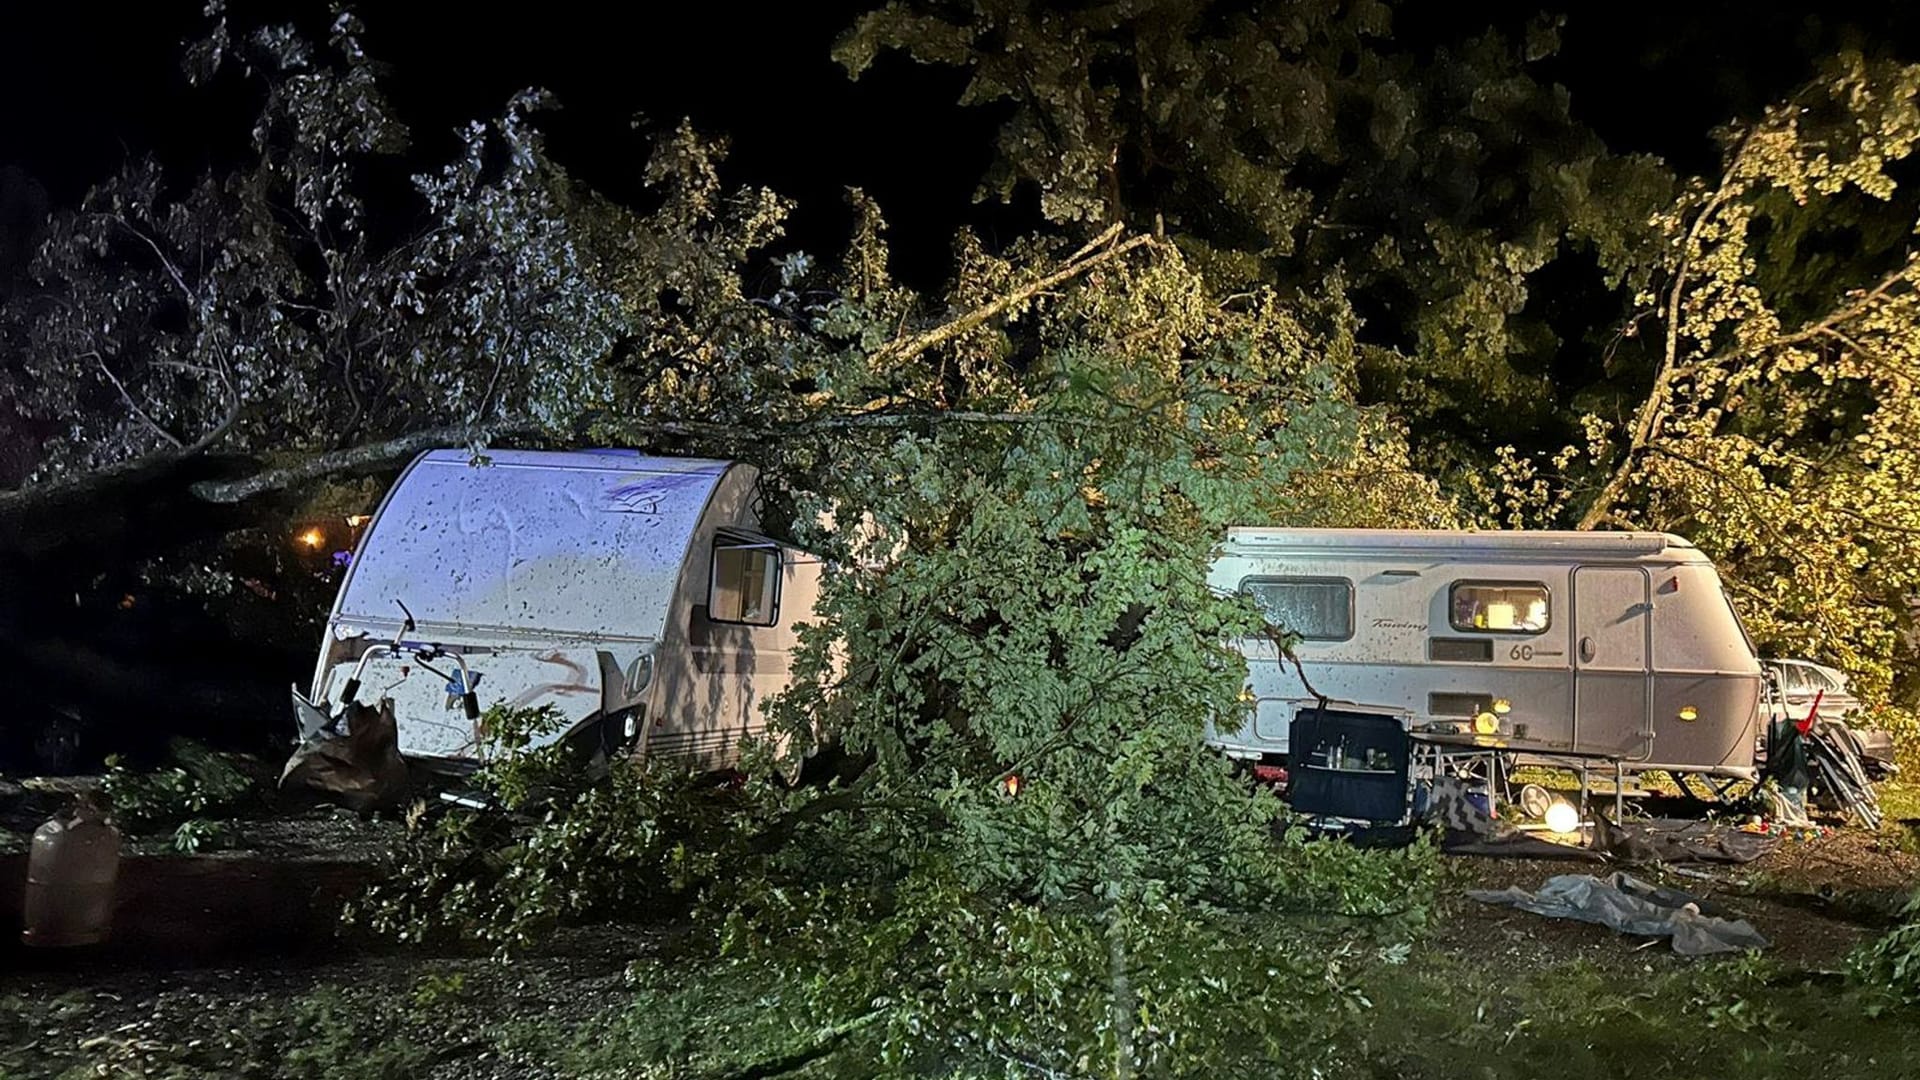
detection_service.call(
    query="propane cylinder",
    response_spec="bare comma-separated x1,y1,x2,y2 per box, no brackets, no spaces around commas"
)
21,797,121,947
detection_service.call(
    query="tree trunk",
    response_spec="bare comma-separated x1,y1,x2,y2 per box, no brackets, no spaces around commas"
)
1107,901,1136,1080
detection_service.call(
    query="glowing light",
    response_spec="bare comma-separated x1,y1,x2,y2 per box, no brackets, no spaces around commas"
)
296,527,326,549
1492,698,1512,715
1472,711,1499,735
1545,800,1580,834
345,514,371,528
1002,774,1023,798
1678,705,1699,722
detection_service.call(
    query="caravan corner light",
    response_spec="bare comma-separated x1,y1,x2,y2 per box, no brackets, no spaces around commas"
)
1492,698,1512,715
624,651,656,698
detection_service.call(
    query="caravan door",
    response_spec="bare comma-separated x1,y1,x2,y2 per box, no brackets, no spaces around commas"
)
1572,566,1652,756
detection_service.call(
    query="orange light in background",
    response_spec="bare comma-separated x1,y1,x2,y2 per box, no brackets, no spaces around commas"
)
345,515,371,528
1002,774,1023,798
296,527,326,549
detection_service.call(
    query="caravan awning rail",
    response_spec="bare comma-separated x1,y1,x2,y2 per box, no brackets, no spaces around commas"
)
1223,528,1680,558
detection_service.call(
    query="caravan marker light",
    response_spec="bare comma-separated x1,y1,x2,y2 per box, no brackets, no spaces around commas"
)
1545,800,1580,834
1678,704,1699,722
1492,698,1512,715
1472,711,1499,735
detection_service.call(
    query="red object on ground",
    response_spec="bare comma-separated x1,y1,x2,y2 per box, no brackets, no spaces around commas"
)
1796,689,1825,735
1252,764,1288,787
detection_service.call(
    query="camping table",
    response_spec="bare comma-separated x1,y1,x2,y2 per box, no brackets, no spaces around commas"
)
1408,730,1651,822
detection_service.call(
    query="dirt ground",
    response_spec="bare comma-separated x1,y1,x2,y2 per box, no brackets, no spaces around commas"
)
1430,824,1920,973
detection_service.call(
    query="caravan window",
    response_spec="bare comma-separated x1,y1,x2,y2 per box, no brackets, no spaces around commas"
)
1450,582,1550,634
710,538,781,626
1241,577,1354,641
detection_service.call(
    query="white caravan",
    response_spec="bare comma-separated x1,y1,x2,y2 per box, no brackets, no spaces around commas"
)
298,449,820,769
1209,528,1764,780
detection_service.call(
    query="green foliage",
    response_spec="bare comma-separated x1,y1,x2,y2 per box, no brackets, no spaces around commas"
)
170,817,229,853
100,737,256,832
350,704,787,952
761,232,1436,912
0,10,643,488
574,863,1433,1080
835,0,1675,468
272,988,437,1080
357,208,1444,1075
1854,889,1920,1007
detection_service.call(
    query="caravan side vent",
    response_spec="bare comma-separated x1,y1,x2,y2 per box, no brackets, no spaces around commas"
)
1429,637,1494,662
1429,692,1493,717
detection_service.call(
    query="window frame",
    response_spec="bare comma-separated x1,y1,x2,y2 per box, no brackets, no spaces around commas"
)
1447,580,1552,636
708,533,783,628
1775,662,1815,695
1239,575,1356,643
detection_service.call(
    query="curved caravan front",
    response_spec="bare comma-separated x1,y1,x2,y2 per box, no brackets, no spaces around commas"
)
1209,529,1764,779
307,449,819,770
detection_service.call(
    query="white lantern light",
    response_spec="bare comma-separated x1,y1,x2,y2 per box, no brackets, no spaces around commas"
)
1545,800,1580,834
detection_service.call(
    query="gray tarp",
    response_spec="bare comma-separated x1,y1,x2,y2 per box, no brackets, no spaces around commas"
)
1467,872,1770,956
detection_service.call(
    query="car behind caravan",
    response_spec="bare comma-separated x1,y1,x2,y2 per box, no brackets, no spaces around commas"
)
295,449,820,771
1209,528,1764,780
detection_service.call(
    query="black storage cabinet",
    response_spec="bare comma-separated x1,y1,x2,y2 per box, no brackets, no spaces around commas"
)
1288,707,1412,823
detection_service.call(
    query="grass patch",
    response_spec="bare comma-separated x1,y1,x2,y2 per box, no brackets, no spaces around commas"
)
1351,950,1920,1080
1877,780,1920,824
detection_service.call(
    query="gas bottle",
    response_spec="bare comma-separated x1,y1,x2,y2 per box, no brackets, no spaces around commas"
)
21,796,121,947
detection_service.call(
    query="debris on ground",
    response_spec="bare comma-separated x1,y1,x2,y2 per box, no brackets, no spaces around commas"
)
1467,871,1770,956
1768,703,1885,830
279,698,410,813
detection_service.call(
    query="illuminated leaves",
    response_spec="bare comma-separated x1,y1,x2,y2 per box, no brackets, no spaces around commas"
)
1577,55,1920,707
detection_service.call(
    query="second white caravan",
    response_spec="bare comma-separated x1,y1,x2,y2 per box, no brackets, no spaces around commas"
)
1209,528,1764,780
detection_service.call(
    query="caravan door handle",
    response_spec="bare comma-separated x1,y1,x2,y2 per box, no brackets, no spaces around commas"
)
1579,636,1596,663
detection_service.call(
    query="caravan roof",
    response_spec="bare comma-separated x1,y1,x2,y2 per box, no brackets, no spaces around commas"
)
334,450,738,641
1222,528,1699,561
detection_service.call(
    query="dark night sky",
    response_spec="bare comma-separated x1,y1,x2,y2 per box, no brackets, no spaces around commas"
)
6,1,1920,286
0,1,1027,286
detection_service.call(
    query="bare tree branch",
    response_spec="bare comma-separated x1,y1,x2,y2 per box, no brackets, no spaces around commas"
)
185,420,548,503
1576,128,1766,531
1774,259,1914,348
90,351,186,449
109,215,197,307
865,226,1157,369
